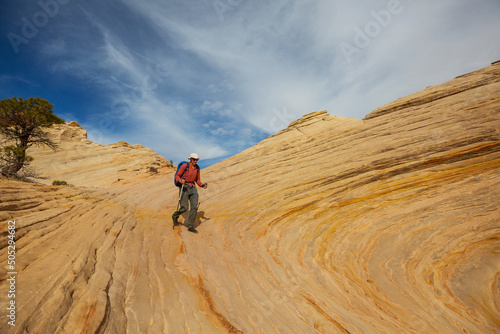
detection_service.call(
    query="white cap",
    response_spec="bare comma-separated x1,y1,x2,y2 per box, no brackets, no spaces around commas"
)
189,153,199,160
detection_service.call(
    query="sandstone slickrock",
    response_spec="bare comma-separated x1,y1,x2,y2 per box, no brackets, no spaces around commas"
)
1,61,499,333
23,122,172,187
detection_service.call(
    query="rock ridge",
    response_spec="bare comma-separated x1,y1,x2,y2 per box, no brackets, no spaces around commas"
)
0,61,499,333
364,59,500,120
288,110,329,128
264,110,364,146
23,122,172,187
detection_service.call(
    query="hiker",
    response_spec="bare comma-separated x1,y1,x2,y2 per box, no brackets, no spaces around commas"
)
172,153,208,234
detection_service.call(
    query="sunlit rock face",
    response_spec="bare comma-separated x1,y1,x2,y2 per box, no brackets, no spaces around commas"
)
25,121,171,187
0,61,499,333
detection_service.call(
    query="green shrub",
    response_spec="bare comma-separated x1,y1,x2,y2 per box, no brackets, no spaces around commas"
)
52,180,68,186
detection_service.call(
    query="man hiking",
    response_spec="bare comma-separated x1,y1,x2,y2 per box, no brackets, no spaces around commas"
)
172,153,208,234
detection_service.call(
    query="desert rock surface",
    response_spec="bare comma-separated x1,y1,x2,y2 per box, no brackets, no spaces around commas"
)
1,61,499,333
25,121,171,187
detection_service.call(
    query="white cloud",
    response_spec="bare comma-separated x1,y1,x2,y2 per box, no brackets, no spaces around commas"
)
0,75,37,87
210,128,235,136
8,0,499,166
201,100,224,112
203,120,216,128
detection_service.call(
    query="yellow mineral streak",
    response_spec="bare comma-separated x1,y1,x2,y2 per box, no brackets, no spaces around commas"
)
1,61,499,333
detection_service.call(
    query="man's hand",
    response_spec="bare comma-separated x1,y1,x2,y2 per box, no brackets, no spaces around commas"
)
202,183,208,189
180,179,186,184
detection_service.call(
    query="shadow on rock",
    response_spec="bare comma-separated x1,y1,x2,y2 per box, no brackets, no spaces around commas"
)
180,210,210,229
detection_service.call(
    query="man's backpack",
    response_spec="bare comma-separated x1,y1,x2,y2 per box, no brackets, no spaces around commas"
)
174,161,199,187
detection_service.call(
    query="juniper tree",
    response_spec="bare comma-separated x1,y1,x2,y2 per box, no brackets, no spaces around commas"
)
0,96,65,177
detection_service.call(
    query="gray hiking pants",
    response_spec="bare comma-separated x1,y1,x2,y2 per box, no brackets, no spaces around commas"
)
173,185,198,228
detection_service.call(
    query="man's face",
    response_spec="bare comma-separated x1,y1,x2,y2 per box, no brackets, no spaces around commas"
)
190,158,198,165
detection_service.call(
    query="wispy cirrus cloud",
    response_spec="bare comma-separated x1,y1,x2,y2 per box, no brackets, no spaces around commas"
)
2,0,499,166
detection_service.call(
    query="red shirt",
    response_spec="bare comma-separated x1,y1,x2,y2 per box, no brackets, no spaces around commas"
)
175,163,203,186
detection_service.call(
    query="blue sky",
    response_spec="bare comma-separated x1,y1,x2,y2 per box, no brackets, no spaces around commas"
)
1,0,500,168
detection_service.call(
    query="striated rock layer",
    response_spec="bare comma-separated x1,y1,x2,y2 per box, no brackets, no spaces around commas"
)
1,61,500,333
24,121,172,187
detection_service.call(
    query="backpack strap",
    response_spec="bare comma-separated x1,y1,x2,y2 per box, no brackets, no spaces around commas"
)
180,162,189,181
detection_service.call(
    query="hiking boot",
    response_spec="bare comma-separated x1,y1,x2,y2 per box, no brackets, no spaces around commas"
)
188,227,198,234
172,215,180,228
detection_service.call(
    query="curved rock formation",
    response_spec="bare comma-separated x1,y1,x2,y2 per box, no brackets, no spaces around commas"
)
0,61,499,333
25,121,172,187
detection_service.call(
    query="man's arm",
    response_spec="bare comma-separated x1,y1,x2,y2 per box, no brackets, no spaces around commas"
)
196,168,207,188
